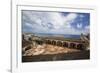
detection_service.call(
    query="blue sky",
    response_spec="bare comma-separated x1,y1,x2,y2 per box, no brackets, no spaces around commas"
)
22,10,90,35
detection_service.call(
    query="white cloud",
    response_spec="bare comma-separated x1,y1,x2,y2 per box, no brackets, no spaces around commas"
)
65,13,78,22
25,22,33,28
22,11,89,35
77,23,82,29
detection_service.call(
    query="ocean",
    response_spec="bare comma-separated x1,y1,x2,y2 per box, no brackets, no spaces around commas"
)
35,33,80,39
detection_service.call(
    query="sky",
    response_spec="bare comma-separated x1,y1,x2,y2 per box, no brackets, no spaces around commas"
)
22,10,90,35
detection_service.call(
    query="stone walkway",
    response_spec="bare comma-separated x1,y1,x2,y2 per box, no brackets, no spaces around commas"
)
23,44,80,56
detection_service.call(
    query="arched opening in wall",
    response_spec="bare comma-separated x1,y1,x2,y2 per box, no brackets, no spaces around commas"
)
35,40,43,45
44,40,46,44
50,40,53,45
48,40,51,44
47,40,49,44
35,40,38,44
52,40,56,45
70,43,76,48
46,40,50,44
57,41,62,46
62,42,68,47
62,42,66,47
40,40,43,45
76,44,85,50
